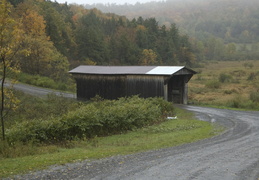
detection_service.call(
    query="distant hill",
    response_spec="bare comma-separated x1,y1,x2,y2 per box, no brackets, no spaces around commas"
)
85,0,259,44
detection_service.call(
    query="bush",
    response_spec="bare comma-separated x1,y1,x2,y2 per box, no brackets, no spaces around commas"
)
219,73,233,83
250,91,259,103
227,95,258,109
247,72,259,81
205,80,221,89
6,96,175,144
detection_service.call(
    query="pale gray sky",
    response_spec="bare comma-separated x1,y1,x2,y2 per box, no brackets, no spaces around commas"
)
52,0,162,5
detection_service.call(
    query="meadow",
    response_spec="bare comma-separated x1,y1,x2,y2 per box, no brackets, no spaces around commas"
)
189,60,259,110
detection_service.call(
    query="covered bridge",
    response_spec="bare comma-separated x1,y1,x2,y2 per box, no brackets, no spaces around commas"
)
69,66,196,104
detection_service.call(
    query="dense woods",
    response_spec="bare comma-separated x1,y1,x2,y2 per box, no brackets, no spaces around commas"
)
3,0,258,83
3,0,196,78
87,0,259,61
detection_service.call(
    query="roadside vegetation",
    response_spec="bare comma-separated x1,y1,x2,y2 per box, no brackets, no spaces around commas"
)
10,72,76,92
0,93,219,178
189,60,259,110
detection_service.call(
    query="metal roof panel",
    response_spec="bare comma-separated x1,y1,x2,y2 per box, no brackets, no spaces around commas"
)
69,66,156,75
69,66,188,75
146,66,184,75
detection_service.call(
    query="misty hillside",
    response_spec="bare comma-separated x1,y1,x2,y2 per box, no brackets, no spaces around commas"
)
85,0,259,44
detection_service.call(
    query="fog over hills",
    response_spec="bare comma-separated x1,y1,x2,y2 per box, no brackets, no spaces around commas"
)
85,0,259,44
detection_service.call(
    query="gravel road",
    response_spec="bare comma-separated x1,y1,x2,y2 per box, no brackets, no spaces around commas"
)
9,105,259,180
5,81,76,99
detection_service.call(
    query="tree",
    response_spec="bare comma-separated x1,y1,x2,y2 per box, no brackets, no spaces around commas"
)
75,12,107,64
0,0,23,140
39,1,75,58
15,5,69,81
139,49,158,65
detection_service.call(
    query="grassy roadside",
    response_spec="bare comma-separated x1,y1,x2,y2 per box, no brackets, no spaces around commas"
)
0,108,221,178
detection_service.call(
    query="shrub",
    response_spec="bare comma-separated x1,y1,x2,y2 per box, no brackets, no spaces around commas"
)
250,91,259,103
219,73,233,83
243,62,254,69
247,72,259,81
205,80,221,89
6,96,175,144
224,89,238,95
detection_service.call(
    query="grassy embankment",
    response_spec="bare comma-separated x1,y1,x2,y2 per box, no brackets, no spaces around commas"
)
189,60,259,110
0,94,220,178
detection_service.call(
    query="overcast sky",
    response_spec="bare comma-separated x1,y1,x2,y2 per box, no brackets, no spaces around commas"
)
52,0,162,5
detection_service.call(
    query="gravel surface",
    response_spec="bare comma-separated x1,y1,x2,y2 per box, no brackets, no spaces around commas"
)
7,106,259,180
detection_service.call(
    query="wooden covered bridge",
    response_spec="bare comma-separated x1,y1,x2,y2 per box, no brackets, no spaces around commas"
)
69,66,196,104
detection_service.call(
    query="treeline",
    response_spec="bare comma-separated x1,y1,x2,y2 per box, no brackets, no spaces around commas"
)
87,0,259,61
3,0,196,85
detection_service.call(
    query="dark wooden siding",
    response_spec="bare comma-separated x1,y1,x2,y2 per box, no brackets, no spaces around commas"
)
73,74,165,100
126,75,164,98
74,74,126,100
73,73,193,104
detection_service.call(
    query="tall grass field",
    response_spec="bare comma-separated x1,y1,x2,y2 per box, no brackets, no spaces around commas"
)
190,60,259,110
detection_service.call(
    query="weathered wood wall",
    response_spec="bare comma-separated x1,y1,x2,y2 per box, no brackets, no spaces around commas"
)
126,75,164,98
74,74,126,100
73,73,193,104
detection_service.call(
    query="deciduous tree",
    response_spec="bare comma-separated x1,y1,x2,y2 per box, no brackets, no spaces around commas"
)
139,49,158,65
0,0,23,140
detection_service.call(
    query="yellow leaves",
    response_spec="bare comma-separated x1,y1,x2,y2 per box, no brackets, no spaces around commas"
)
0,0,23,61
136,25,147,31
139,49,158,65
21,9,46,36
0,87,20,112
83,58,97,65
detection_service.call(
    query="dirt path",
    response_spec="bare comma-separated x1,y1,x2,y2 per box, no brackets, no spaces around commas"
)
9,106,259,180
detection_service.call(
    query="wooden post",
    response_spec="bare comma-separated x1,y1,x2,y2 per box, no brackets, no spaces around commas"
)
164,84,168,101
183,83,188,105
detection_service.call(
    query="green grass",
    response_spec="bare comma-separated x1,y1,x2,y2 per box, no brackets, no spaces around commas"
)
0,108,220,178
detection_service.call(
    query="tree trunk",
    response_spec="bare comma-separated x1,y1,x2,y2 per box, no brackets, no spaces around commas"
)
1,57,6,141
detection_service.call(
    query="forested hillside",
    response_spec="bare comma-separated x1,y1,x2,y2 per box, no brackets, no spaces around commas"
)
3,0,258,87
3,0,195,75
86,0,259,61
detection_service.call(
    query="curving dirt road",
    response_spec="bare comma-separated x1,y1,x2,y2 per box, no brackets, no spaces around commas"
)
10,105,259,180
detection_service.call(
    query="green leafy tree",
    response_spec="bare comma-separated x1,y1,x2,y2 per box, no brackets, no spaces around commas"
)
39,1,75,58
